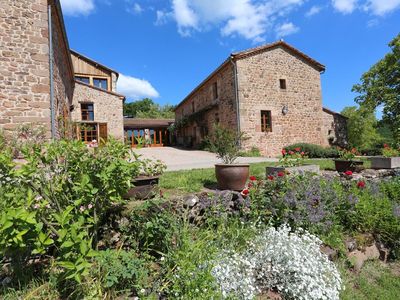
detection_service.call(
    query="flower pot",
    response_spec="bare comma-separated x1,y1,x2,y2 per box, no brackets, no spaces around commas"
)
124,175,159,200
370,157,400,169
215,164,249,191
266,164,320,175
333,160,363,172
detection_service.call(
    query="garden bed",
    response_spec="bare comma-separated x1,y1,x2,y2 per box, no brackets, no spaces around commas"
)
266,164,320,175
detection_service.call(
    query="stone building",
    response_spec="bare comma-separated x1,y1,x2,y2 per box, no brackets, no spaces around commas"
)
70,51,125,141
175,41,347,156
0,0,125,142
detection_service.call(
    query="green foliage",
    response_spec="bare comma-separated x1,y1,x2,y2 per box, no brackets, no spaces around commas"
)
124,98,175,119
352,33,400,142
121,200,178,255
95,249,148,292
0,139,140,284
284,143,339,158
205,124,247,164
382,144,400,157
238,146,262,157
341,106,384,150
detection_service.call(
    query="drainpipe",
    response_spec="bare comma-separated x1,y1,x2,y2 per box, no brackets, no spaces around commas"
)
230,56,241,146
48,5,56,139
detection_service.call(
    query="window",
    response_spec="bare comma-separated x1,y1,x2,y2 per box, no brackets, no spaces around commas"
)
93,78,108,90
261,110,272,132
80,123,98,142
81,103,94,121
213,82,218,99
75,76,90,84
279,79,287,90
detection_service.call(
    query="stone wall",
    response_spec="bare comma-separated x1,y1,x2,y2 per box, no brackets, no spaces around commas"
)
50,0,74,137
0,0,73,138
71,82,124,140
0,0,51,135
175,63,237,147
322,109,348,147
237,46,325,157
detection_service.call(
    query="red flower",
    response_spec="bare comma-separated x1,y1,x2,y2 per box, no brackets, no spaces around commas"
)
294,147,301,152
267,175,274,181
248,182,253,188
345,170,353,176
384,143,389,149
249,176,257,181
301,152,305,156
241,189,250,196
277,171,285,177
289,151,294,155
357,181,366,188
281,149,287,156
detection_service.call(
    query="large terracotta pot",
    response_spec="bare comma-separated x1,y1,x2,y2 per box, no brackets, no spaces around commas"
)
124,176,159,200
215,164,250,191
333,160,363,172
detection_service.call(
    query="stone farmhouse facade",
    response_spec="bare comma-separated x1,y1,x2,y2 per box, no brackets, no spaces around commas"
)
175,41,347,157
0,0,125,142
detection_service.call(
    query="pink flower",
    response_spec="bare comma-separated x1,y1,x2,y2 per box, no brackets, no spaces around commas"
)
79,206,85,212
345,170,353,176
277,171,285,177
33,204,40,209
281,149,287,156
88,204,93,209
45,204,51,209
289,151,294,155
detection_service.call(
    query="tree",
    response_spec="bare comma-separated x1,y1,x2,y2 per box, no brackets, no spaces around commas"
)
352,33,400,143
341,106,382,150
123,98,175,119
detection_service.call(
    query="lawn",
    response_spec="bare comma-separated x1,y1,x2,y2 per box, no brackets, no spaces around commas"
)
160,158,371,193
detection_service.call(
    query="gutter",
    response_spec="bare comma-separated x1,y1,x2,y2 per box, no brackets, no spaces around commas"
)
48,5,56,139
230,56,241,145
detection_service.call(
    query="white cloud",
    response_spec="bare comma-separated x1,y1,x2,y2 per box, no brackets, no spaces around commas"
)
332,0,358,14
159,0,304,42
117,74,160,100
60,0,95,16
305,5,322,17
275,22,299,38
155,10,172,25
365,0,400,15
133,3,143,14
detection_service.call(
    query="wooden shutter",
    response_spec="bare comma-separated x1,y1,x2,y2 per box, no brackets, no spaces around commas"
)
99,123,108,144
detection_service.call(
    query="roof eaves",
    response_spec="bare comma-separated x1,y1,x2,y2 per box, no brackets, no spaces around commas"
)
323,107,348,119
70,49,120,77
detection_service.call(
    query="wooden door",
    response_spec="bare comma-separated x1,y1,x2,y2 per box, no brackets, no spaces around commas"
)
99,123,108,144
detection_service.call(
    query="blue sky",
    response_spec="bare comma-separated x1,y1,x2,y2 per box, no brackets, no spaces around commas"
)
61,0,400,114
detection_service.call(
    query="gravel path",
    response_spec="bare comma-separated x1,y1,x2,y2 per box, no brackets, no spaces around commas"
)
133,147,278,171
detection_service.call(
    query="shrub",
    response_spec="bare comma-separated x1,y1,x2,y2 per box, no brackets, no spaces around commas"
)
212,225,342,300
284,143,339,158
204,124,247,164
94,249,148,293
0,139,140,283
239,147,262,157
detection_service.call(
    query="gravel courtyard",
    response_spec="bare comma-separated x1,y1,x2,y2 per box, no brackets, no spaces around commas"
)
133,147,278,171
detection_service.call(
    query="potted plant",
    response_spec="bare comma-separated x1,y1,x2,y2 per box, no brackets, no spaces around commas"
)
333,148,363,172
125,155,166,200
206,124,249,191
266,148,320,175
370,144,400,169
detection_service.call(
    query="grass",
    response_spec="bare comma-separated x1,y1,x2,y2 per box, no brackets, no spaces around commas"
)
160,158,372,193
341,261,400,300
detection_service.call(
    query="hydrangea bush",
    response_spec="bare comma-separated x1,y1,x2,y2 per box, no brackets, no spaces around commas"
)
212,225,342,300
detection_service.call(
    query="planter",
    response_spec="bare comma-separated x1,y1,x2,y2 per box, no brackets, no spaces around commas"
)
370,157,400,169
334,160,364,172
215,164,249,191
266,164,320,176
124,176,160,200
